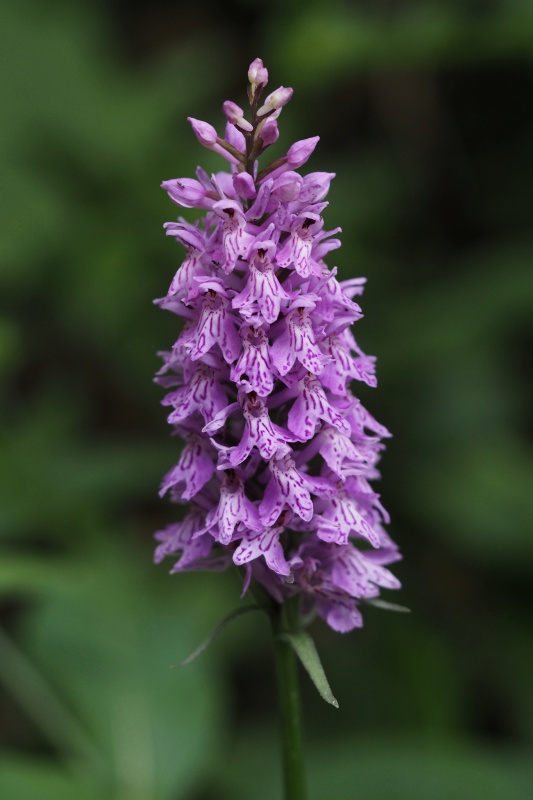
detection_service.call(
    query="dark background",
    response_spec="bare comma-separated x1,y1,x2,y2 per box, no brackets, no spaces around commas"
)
1,0,532,798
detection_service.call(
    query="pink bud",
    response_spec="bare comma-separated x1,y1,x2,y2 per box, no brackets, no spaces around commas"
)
248,58,269,90
225,122,246,153
257,86,293,116
233,172,257,200
161,178,206,208
187,117,218,146
259,118,279,146
287,136,320,168
272,172,303,202
222,101,253,133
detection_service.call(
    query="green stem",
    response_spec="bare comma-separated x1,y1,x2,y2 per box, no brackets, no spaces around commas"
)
270,600,307,800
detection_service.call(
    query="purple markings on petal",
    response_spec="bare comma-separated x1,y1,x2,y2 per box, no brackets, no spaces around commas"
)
154,507,216,571
317,487,381,547
159,434,215,500
276,214,323,277
233,523,291,577
233,243,291,324
162,364,228,426
163,228,207,299
213,200,255,274
318,426,371,478
179,288,241,364
231,326,275,396
226,394,292,467
270,305,325,376
260,454,314,527
206,471,262,545
314,269,363,323
288,374,351,441
332,546,401,597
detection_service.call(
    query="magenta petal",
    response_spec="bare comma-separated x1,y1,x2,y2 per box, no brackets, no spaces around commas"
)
270,308,324,376
159,436,215,500
231,327,274,396
233,526,291,577
260,455,314,526
287,374,351,441
207,474,262,545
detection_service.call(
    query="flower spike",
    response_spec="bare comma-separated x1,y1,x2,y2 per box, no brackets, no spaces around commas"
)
155,60,401,634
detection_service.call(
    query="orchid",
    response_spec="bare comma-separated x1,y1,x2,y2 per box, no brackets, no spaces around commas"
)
155,58,401,636
154,58,403,799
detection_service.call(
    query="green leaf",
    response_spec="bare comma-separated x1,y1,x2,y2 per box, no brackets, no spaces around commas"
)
365,598,411,613
176,604,262,666
279,631,339,708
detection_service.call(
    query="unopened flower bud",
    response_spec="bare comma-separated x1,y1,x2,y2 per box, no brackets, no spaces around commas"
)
272,171,303,202
248,57,269,91
287,136,320,168
187,117,218,146
259,118,279,146
161,178,206,208
257,86,293,116
233,171,257,200
223,101,253,133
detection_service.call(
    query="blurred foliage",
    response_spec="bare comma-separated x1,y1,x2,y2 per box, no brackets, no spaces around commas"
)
1,0,532,797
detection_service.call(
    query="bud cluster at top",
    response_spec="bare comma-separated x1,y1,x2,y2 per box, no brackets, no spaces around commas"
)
154,59,401,633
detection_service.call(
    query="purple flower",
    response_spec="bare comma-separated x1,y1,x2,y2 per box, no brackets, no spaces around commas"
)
233,520,292,577
154,59,401,633
159,433,215,500
260,454,314,527
206,470,262,544
269,298,325,376
231,326,275,396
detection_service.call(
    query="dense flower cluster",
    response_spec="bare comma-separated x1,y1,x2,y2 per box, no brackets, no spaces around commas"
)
154,59,401,632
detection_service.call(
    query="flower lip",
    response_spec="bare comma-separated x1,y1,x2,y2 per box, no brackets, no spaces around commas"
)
212,199,246,220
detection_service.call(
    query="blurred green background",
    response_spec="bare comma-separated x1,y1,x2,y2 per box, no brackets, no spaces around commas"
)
1,0,533,798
